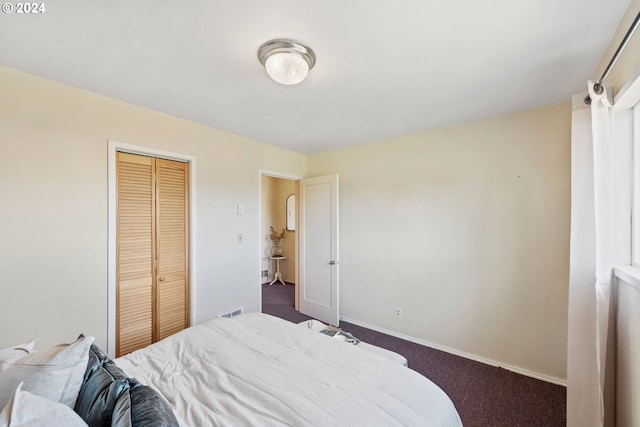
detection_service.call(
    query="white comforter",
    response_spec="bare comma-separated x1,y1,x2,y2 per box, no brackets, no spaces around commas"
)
116,313,462,427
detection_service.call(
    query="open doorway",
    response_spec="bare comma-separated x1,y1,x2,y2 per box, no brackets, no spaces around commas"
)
260,173,297,314
259,171,340,326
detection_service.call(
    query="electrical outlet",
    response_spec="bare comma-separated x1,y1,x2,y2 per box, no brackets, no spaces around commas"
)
395,307,402,318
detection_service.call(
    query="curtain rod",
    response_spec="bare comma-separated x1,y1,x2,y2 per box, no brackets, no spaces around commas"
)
585,10,640,105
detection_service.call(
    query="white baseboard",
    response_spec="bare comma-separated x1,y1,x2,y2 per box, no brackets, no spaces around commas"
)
340,316,567,387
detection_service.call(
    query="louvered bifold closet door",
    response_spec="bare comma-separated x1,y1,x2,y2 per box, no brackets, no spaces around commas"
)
155,159,190,341
116,152,155,357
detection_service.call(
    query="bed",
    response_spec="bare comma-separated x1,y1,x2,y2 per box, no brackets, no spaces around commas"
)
116,313,462,426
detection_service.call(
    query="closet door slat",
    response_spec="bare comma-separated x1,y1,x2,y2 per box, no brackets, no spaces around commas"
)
116,152,155,357
156,159,190,341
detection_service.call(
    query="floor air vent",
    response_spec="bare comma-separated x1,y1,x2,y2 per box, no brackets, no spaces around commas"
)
217,307,244,318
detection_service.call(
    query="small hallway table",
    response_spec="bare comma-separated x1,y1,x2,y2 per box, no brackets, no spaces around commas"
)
269,256,286,285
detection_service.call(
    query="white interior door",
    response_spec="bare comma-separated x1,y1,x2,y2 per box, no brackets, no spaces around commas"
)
298,174,339,326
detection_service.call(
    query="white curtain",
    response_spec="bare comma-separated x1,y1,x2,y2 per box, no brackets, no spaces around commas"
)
569,79,634,427
588,80,614,426
567,93,599,427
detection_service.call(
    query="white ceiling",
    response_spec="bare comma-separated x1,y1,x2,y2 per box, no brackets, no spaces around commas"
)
0,0,632,154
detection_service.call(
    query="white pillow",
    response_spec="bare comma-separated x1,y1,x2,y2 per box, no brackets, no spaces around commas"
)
0,383,87,427
0,336,94,409
0,341,37,373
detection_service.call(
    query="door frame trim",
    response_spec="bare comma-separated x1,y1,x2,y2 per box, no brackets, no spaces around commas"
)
107,141,197,357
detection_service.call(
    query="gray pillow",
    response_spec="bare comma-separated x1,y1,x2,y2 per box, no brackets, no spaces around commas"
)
110,389,132,427
110,383,181,427
74,358,130,426
127,380,179,427
0,336,94,409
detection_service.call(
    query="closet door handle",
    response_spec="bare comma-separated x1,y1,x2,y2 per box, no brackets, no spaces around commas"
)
159,276,165,282
329,261,336,265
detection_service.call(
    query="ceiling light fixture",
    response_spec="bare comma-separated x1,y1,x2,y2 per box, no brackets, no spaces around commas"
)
258,38,316,85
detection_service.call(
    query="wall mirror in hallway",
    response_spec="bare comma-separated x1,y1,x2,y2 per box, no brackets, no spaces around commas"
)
286,194,296,231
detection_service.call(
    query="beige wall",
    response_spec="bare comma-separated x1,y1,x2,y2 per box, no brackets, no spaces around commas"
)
0,66,307,350
308,103,571,381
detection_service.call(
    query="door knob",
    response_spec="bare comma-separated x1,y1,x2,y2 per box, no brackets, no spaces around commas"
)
329,261,336,265
159,277,165,281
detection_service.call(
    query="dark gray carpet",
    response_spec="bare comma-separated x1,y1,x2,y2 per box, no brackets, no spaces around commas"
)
262,283,566,427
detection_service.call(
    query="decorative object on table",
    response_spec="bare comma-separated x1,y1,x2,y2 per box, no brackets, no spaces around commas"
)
269,226,286,256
